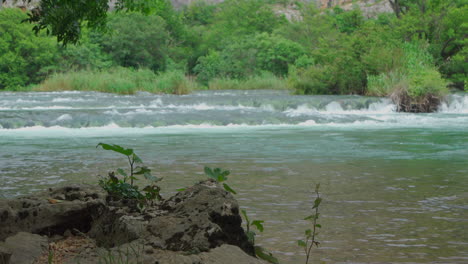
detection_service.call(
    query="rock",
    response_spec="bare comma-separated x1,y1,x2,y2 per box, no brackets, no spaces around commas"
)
0,185,107,241
0,245,12,264
67,241,267,264
0,181,265,264
89,180,254,255
156,180,254,255
0,232,47,264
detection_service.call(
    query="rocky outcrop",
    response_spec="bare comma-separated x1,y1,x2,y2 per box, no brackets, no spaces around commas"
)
0,180,265,264
0,185,107,241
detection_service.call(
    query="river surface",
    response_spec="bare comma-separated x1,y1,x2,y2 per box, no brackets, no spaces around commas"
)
1,90,467,263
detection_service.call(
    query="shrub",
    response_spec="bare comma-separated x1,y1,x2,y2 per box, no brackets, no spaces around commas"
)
367,42,448,112
34,68,197,94
195,33,305,83
208,74,287,90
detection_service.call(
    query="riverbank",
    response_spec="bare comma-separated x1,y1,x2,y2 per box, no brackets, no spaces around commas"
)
4,68,460,113
0,181,266,264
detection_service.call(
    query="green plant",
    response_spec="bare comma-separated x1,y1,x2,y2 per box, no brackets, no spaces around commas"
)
203,166,237,194
96,143,162,205
242,209,279,264
298,184,322,264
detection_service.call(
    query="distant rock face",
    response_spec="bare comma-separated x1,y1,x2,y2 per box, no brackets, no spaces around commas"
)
316,0,392,17
0,181,265,264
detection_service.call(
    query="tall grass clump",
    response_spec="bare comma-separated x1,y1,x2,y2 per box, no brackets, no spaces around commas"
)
367,42,448,112
208,73,287,90
34,68,197,95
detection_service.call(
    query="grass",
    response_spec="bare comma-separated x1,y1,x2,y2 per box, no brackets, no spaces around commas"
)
32,68,198,95
207,73,288,90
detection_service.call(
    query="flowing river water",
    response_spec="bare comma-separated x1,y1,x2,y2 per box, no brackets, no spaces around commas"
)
1,90,467,263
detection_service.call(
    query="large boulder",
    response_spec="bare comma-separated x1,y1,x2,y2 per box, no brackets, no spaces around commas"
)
0,180,265,264
89,180,254,254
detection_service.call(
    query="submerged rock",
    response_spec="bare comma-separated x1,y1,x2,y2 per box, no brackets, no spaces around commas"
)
0,180,264,264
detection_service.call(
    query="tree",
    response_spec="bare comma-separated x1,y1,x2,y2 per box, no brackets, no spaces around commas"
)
93,13,170,71
0,8,58,90
0,0,160,45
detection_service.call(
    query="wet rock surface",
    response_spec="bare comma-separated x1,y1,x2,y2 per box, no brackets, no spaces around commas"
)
0,180,264,264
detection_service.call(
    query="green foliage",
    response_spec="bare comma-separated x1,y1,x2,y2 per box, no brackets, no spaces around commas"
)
0,8,58,90
195,33,305,82
204,166,236,194
241,209,279,264
367,42,448,103
34,68,196,95
330,7,364,34
97,143,162,205
208,73,287,90
211,0,286,40
56,29,113,71
95,12,169,72
2,0,463,99
183,0,217,26
19,0,160,45
298,184,322,264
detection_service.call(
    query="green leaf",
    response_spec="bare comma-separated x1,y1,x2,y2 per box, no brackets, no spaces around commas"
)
254,246,279,264
312,197,322,209
305,229,312,236
116,168,127,177
251,220,264,232
223,183,237,194
176,188,186,192
246,230,256,244
304,214,315,220
97,143,133,156
297,240,307,247
132,153,143,163
315,224,322,228
204,166,215,180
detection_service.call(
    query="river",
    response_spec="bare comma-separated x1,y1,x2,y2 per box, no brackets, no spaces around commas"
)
1,90,467,263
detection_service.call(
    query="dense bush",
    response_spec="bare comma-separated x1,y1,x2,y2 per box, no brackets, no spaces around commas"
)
367,42,448,112
195,33,305,83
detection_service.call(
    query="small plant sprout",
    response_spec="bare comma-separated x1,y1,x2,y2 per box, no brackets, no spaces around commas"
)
241,209,279,264
204,166,237,194
298,183,322,264
97,143,162,205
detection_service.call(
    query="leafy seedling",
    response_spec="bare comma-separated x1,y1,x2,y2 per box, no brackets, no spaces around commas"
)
204,166,236,194
97,143,162,205
298,184,322,264
242,209,279,264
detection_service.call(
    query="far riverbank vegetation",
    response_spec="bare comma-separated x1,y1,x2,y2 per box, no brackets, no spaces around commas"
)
0,0,466,111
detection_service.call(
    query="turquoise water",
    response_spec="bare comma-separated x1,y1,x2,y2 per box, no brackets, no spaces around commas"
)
1,90,467,263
